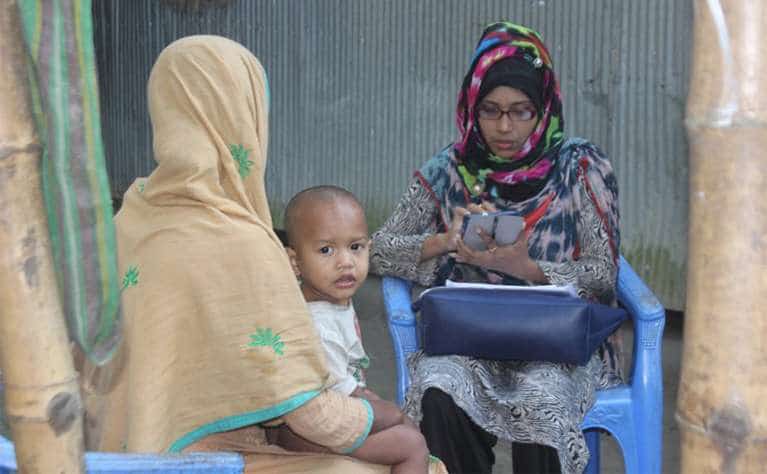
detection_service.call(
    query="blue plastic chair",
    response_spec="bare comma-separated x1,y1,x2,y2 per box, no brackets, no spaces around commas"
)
0,435,244,473
382,255,665,474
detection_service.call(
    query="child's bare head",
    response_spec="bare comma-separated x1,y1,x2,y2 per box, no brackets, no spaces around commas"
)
284,186,365,245
284,186,369,306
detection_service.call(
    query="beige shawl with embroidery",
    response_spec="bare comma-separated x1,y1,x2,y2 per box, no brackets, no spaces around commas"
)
100,35,330,453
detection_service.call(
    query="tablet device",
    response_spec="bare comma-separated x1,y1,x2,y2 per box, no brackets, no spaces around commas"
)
462,212,524,251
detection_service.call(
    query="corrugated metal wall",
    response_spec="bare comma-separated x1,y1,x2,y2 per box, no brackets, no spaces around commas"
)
93,0,691,309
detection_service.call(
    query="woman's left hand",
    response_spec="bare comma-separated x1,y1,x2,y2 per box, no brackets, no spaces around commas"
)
454,228,546,283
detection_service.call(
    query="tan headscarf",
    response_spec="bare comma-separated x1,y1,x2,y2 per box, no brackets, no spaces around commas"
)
102,35,330,453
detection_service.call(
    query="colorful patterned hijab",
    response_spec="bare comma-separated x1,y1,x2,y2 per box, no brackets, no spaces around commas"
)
99,36,330,453
417,23,620,286
455,22,564,200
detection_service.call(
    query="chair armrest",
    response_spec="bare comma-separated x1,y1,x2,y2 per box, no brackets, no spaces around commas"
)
86,452,244,473
617,255,665,324
0,435,245,473
616,256,665,422
382,276,418,407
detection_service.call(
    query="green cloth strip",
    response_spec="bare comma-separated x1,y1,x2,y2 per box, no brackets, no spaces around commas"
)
18,0,120,364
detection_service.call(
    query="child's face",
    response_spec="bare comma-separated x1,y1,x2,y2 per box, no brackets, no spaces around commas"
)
287,198,369,306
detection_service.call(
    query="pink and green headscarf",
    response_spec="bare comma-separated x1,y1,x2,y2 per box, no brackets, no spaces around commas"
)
455,22,564,198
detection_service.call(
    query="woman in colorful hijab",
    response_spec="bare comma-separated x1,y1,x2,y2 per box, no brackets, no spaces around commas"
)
371,22,621,474
95,35,444,474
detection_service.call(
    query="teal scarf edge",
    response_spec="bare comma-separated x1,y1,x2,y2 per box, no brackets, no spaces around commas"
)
167,390,321,453
341,398,374,454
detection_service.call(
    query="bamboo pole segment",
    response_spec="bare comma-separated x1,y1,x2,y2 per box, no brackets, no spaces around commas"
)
678,0,767,472
0,0,85,472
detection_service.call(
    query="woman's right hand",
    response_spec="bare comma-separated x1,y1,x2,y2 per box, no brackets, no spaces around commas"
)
419,202,496,261
443,206,470,252
420,207,469,261
445,202,496,251
466,201,498,214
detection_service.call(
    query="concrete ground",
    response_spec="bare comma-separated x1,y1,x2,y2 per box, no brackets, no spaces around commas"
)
356,275,683,474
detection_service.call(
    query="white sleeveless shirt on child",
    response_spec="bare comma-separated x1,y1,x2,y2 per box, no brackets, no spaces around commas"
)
307,301,371,395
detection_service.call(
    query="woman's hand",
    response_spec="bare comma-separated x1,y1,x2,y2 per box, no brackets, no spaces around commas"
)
454,227,547,283
420,207,469,261
444,202,497,252
419,202,497,261
466,201,498,214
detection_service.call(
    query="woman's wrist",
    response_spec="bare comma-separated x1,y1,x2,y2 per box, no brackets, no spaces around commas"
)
419,233,449,262
524,259,548,283
491,256,547,283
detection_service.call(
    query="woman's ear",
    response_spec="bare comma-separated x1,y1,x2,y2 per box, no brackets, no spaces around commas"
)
285,247,301,278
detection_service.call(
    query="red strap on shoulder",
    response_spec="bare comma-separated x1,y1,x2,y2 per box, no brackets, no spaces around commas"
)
414,171,449,233
523,192,555,232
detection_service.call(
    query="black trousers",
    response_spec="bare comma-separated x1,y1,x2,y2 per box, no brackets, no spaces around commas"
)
420,387,561,474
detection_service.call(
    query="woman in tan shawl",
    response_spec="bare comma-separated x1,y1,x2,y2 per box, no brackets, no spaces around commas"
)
98,35,445,474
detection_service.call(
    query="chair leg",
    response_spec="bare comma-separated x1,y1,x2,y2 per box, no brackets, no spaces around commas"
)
593,423,641,474
584,430,600,474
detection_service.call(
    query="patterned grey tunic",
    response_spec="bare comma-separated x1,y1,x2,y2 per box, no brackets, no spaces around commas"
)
370,177,622,474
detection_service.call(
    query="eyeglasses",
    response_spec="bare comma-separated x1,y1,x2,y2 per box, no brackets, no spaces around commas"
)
476,102,537,122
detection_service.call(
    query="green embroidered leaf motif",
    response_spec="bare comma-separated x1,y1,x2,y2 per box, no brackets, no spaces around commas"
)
121,265,139,290
248,328,284,356
137,183,145,193
229,144,254,178
272,340,285,356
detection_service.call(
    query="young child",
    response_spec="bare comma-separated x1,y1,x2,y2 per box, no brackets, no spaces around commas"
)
279,185,431,474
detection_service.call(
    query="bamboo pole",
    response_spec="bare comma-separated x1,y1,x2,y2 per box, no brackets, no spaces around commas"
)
678,1,767,472
0,0,85,472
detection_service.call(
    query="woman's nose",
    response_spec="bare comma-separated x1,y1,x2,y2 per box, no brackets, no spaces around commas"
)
497,114,514,132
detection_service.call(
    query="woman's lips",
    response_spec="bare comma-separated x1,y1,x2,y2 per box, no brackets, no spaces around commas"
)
493,140,518,150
